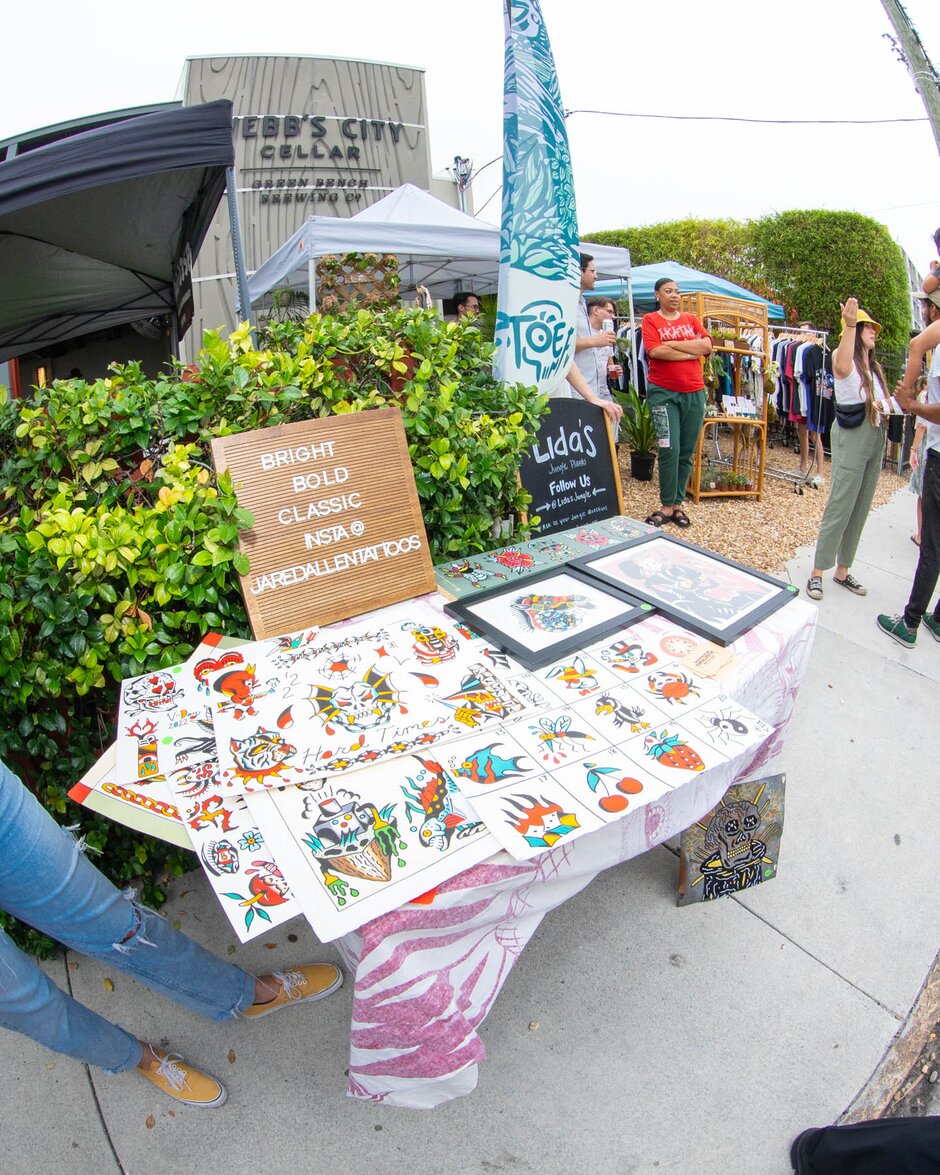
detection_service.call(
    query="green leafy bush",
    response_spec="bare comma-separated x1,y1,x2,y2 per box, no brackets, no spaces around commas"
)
752,210,911,353
0,308,543,953
585,217,775,301
587,210,912,351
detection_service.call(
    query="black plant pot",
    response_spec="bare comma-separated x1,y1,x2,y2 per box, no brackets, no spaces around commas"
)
630,451,656,481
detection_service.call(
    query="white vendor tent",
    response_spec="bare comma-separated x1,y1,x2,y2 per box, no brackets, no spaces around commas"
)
246,183,631,308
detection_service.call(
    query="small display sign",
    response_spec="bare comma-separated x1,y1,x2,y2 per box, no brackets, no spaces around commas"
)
519,400,623,536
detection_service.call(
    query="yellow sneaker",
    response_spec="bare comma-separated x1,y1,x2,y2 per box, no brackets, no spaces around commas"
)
241,963,343,1020
138,1050,227,1107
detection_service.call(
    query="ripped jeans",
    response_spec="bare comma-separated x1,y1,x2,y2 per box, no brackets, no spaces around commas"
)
0,758,255,1072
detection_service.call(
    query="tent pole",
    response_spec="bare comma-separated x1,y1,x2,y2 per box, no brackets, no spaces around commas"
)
308,257,317,312
226,166,254,333
626,272,638,392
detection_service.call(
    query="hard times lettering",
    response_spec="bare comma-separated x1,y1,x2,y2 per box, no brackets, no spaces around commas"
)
658,322,698,342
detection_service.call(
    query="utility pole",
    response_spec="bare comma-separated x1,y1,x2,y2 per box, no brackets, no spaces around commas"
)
452,156,473,215
880,0,940,155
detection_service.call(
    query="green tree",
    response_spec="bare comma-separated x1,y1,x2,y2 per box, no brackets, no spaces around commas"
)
586,210,912,351
584,217,773,299
753,210,911,352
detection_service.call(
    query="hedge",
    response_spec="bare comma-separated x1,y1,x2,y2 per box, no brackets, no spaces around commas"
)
586,209,912,352
0,308,544,954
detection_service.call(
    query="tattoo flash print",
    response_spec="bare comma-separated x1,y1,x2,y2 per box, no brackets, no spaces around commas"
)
645,670,700,707
617,722,728,789
400,756,483,850
453,742,531,789
591,692,652,735
572,528,611,549
509,705,599,770
512,592,593,635
488,547,540,575
596,638,659,676
530,537,575,562
689,697,773,750
186,789,299,942
464,778,605,861
438,559,508,594
243,761,498,941
537,652,619,701
205,607,528,794
106,598,776,937
579,536,792,639
553,751,670,818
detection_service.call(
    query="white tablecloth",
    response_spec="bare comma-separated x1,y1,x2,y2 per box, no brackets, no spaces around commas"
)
333,600,817,1107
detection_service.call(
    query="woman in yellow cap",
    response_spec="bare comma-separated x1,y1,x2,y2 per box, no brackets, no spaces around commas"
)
805,297,889,601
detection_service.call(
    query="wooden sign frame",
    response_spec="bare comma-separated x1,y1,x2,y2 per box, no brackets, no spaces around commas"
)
210,408,435,638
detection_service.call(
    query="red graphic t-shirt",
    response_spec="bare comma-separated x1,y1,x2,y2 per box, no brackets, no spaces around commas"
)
642,311,708,393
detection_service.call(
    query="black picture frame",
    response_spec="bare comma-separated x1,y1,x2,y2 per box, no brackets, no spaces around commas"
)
570,532,798,646
443,564,650,669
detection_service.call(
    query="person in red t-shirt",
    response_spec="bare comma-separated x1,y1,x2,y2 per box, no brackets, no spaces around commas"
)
640,278,711,527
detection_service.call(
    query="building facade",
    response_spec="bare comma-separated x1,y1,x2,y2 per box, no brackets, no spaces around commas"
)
182,54,459,352
0,54,462,383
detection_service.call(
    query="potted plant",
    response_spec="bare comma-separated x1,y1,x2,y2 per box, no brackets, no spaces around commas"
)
619,385,658,481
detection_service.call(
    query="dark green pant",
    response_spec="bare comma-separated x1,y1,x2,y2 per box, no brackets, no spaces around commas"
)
647,385,707,507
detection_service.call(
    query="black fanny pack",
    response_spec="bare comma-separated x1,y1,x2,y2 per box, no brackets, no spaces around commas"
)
835,401,866,430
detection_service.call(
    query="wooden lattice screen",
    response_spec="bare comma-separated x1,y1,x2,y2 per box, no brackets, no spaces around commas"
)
317,253,400,314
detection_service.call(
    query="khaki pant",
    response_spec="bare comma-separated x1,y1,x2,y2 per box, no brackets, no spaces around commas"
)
813,418,885,571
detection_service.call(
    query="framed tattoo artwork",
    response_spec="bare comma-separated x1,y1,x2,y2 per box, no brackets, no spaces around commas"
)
443,566,650,670
571,533,798,646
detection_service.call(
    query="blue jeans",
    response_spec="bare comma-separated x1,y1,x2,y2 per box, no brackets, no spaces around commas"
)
0,758,255,1073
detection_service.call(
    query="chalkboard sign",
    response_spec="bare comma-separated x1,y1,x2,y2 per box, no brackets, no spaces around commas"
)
210,408,435,639
519,399,623,536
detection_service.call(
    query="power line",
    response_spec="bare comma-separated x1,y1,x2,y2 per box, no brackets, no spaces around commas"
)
474,185,502,217
565,107,930,126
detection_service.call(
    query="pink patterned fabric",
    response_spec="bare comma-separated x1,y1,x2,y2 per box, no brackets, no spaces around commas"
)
334,602,817,1108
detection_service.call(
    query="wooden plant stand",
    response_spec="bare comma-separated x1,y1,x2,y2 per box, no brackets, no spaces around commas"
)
679,293,770,504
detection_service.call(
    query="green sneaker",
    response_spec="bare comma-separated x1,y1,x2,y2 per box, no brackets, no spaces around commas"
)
876,614,916,648
923,613,940,643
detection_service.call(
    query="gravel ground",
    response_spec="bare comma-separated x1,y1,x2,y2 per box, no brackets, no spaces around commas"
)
616,432,909,576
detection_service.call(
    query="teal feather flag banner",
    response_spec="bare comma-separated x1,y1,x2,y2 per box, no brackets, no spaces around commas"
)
494,0,580,395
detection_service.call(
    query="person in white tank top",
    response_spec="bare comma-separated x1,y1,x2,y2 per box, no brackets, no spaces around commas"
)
805,299,888,602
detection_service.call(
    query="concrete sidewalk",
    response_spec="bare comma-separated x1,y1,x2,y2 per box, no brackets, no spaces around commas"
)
2,485,938,1175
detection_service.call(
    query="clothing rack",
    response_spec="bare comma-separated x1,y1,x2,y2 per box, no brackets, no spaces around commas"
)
766,326,830,492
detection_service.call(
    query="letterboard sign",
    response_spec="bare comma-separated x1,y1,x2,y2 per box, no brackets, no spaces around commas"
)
210,408,435,639
519,400,624,537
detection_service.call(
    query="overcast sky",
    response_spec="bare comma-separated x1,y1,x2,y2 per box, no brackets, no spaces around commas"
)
3,0,939,277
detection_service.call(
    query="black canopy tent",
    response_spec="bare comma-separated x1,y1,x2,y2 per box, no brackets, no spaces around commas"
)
0,99,243,363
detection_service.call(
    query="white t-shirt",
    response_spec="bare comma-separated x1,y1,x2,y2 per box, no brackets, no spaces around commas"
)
926,346,940,454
